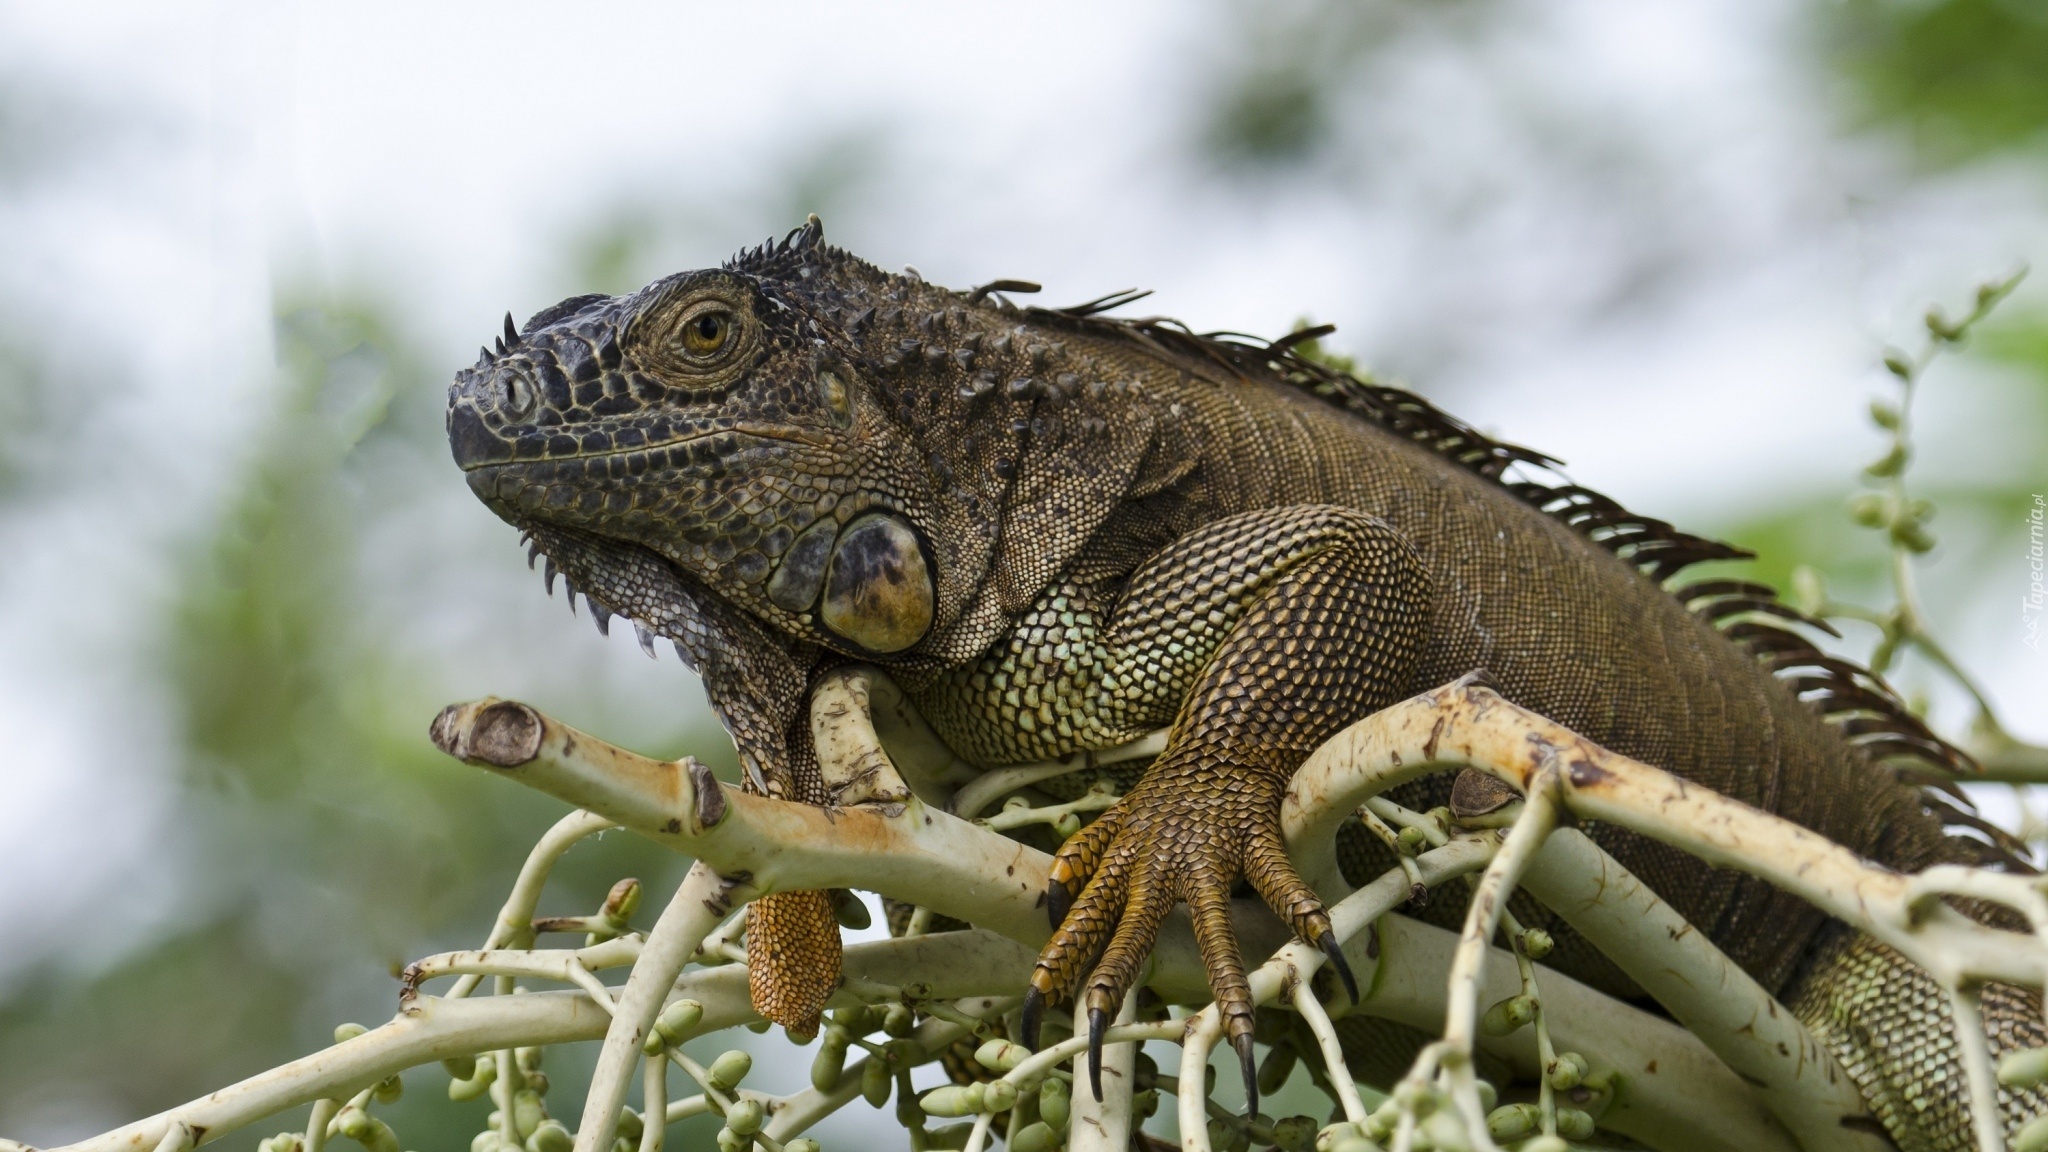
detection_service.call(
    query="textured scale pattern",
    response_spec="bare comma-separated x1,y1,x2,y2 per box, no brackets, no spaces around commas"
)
444,219,2039,1146
1787,926,2048,1152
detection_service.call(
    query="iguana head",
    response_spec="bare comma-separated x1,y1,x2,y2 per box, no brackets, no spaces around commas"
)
445,218,1158,669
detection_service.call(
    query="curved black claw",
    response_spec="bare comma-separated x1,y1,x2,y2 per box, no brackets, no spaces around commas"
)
1317,932,1360,1006
1234,1031,1258,1119
1020,985,1045,1051
1048,877,1073,928
1088,1006,1108,1102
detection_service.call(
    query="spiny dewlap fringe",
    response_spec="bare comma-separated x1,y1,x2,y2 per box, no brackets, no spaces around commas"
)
747,888,840,1041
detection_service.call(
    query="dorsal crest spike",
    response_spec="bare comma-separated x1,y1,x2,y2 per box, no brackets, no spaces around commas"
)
503,312,521,348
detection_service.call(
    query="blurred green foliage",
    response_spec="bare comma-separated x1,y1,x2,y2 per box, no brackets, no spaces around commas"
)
1825,0,2048,167
0,293,703,1145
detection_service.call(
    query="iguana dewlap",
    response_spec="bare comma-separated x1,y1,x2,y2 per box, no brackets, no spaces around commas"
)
445,218,2037,1150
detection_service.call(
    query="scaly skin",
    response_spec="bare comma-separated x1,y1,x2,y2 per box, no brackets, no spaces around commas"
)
445,219,2039,1145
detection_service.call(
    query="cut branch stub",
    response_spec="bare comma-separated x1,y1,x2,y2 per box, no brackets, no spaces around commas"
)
431,699,543,767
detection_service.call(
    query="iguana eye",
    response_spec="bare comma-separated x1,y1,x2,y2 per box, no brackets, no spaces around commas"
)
678,307,736,359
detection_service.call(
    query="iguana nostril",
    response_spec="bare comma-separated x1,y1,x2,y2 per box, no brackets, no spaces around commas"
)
500,370,536,419
819,513,932,653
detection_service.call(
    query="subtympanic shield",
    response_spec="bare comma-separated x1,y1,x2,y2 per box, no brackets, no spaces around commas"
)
819,513,933,653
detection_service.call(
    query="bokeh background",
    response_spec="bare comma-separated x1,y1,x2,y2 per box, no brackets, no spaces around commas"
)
0,1,2044,1148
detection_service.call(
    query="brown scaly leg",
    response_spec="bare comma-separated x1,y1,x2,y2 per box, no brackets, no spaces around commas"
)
1018,506,1432,1117
748,890,840,1041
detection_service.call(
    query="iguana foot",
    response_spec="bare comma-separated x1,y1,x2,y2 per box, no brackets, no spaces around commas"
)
1020,773,1354,1118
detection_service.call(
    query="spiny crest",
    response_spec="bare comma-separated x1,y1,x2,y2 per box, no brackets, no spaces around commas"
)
725,214,887,287
1022,294,2005,862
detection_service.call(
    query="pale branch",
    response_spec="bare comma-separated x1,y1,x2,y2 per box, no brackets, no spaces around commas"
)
1520,829,1885,1152
1283,676,2048,986
576,861,739,1152
1068,994,1141,1152
1428,765,1564,1152
447,808,618,1000
36,670,2048,1152
439,673,1845,1152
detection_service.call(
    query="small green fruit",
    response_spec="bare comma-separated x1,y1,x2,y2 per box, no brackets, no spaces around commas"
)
919,1084,983,1117
1271,1115,1319,1152
1422,1111,1470,1152
725,1098,764,1137
1039,1077,1071,1128
707,1050,753,1092
512,1090,547,1140
1486,1103,1541,1141
812,1034,849,1093
861,1056,893,1107
1011,1122,1061,1152
1549,1052,1587,1091
883,1003,915,1038
1481,995,1537,1035
1557,1108,1596,1140
1258,1043,1299,1094
983,1079,1019,1112
2000,1046,2048,1089
526,1120,572,1152
333,1023,368,1044
976,1038,1029,1072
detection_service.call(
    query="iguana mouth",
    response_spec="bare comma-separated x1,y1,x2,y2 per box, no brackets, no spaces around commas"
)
449,419,831,474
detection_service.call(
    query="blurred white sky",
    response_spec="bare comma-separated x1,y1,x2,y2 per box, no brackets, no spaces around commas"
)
0,0,2044,1011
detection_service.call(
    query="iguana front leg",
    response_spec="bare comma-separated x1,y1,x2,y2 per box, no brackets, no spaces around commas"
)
525,524,842,1040
1006,505,1433,1113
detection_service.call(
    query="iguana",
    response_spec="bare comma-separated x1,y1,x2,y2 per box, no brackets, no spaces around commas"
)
445,217,2039,1152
